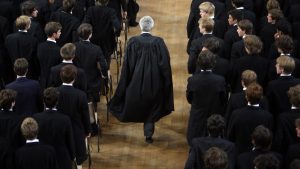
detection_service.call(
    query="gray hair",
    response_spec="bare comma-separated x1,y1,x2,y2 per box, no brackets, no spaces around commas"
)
139,16,154,32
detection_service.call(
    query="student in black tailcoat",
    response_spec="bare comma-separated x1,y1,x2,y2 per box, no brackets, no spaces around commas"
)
0,89,23,169
237,125,283,169
231,19,252,62
83,0,121,69
227,83,273,154
226,70,269,122
109,16,174,143
268,35,300,81
224,9,242,60
20,1,45,42
187,50,226,145
107,0,127,24
74,23,108,134
230,35,269,93
185,115,236,169
254,154,280,169
274,85,300,154
267,55,300,121
231,0,256,25
257,0,281,34
15,117,58,169
286,119,300,168
189,18,225,74
49,43,87,92
260,9,283,58
38,22,62,90
50,0,80,47
5,15,39,80
34,87,75,169
57,65,90,168
6,58,43,116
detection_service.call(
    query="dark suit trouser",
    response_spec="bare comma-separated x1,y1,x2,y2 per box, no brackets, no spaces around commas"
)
143,122,155,137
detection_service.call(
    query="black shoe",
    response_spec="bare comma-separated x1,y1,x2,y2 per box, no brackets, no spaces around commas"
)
129,21,139,27
145,136,153,143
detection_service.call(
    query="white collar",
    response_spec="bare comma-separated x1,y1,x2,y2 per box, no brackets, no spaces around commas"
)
18,30,28,32
203,32,213,35
201,69,212,72
62,60,73,63
292,106,300,109
45,107,57,111
243,87,247,91
141,31,151,34
83,39,90,42
47,38,56,43
17,75,26,78
209,16,215,19
248,103,259,107
236,7,244,10
281,53,291,56
26,139,39,143
280,73,292,76
63,83,73,86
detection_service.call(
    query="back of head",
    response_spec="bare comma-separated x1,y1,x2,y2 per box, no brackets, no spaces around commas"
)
241,70,257,87
254,154,280,169
139,16,154,32
43,87,59,109
60,64,77,83
60,43,76,60
276,19,292,36
95,0,109,6
237,19,253,34
245,83,263,104
199,17,215,33
16,15,31,30
21,0,36,16
251,125,272,150
63,0,75,12
202,37,221,54
207,114,225,137
0,89,17,110
275,34,294,54
266,0,281,11
288,85,300,107
268,9,284,22
197,50,216,70
244,35,263,54
44,22,62,37
78,23,93,40
204,147,228,169
199,2,215,16
276,55,295,74
21,117,39,140
14,58,28,76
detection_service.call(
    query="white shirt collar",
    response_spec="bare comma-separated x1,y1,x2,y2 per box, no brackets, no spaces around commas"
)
292,106,300,109
236,7,244,10
46,107,57,111
201,69,212,72
141,31,151,34
209,16,215,19
243,87,247,91
63,83,73,86
281,53,291,56
18,30,28,32
83,39,90,42
26,139,39,143
248,103,259,107
17,75,26,78
47,38,56,43
203,32,213,35
280,73,292,76
62,60,73,63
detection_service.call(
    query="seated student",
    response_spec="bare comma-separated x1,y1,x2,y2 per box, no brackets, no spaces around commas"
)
226,70,269,122
0,89,23,169
203,147,228,169
253,154,280,169
285,119,300,168
49,43,87,92
187,50,227,144
230,35,269,93
227,83,273,154
237,125,282,169
33,87,75,169
37,22,62,90
231,19,253,62
6,58,43,116
15,117,58,169
185,115,235,169
267,55,300,121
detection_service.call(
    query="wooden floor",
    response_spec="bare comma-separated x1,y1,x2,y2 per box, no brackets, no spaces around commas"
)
87,0,191,168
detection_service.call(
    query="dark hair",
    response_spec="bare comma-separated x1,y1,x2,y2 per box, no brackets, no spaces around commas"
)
14,58,28,76
44,22,62,37
204,147,228,169
288,85,300,107
197,50,216,70
237,19,253,34
21,117,39,140
244,35,263,54
276,19,292,36
275,35,294,54
245,83,263,104
231,0,244,7
43,87,59,108
60,64,77,83
0,89,17,110
251,125,272,150
78,23,93,40
254,154,280,169
63,0,75,12
60,43,76,60
21,0,36,16
268,9,284,21
207,114,225,137
202,37,221,54
228,9,242,22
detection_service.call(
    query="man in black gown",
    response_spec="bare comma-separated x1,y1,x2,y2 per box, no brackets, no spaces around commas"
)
109,16,174,143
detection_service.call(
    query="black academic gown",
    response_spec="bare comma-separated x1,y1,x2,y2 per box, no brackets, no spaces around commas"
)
186,71,227,145
107,0,127,23
57,85,90,165
34,110,75,169
109,33,174,122
37,40,61,90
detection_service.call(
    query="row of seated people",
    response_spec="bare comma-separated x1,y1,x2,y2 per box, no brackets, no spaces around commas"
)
0,59,91,169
